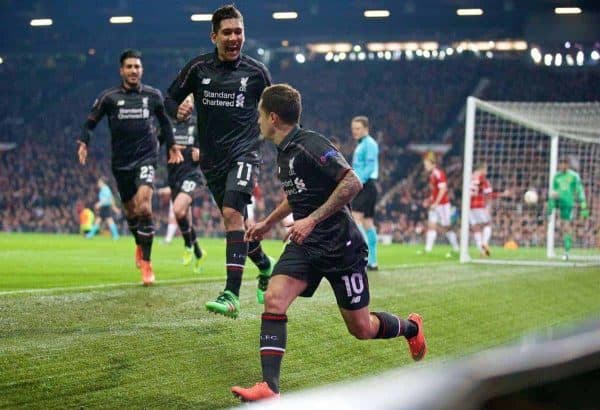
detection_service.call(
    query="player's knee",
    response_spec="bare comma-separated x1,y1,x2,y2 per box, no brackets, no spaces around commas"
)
347,322,372,340
264,289,287,314
222,207,243,229
136,202,152,218
173,206,187,221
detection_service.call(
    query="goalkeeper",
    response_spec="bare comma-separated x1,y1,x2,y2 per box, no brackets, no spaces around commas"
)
547,158,589,259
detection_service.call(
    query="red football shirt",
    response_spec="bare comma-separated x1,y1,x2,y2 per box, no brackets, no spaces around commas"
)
470,172,493,209
429,167,449,205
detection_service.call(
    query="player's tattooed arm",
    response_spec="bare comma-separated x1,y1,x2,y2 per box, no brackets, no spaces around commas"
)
287,171,361,244
309,170,362,224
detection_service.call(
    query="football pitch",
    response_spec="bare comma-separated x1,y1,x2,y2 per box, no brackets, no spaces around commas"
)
1,234,599,408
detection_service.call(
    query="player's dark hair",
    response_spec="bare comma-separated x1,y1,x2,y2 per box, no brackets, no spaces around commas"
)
260,84,302,125
352,116,369,129
119,49,142,65
212,4,243,33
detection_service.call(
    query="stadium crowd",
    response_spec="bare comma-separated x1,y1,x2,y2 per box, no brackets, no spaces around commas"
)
1,52,599,246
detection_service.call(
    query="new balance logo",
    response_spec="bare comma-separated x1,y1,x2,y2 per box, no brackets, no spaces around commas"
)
237,180,248,187
202,78,211,85
350,296,362,304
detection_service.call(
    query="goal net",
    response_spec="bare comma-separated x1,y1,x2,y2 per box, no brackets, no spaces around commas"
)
460,97,600,265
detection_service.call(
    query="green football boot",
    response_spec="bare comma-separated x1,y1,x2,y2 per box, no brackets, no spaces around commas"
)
182,247,194,266
256,256,275,304
205,290,240,319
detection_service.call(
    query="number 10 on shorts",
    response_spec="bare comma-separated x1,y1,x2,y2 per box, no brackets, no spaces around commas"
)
341,273,365,297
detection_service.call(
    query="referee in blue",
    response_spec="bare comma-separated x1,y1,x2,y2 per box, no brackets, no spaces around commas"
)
350,116,379,270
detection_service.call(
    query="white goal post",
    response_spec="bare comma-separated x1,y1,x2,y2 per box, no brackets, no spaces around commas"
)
460,97,600,265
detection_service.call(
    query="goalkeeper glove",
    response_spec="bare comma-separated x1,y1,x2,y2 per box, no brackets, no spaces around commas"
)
581,202,589,219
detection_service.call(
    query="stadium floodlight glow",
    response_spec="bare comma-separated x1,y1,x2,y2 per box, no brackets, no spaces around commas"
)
365,41,437,52
544,53,553,66
591,50,600,61
531,48,542,64
325,52,333,61
349,52,357,61
384,51,392,60
446,47,454,56
110,16,133,24
566,54,574,66
456,8,483,16
307,43,352,53
358,52,366,61
416,49,423,57
353,45,361,52
295,53,306,64
512,41,528,51
565,41,571,49
576,51,584,66
368,52,375,60
364,10,390,18
272,11,298,20
339,52,347,60
486,51,494,59
190,14,212,22
405,50,414,60
421,42,439,51
257,48,265,56
423,50,431,58
554,7,582,15
0,57,3,64
332,55,340,63
30,18,53,27
554,53,563,66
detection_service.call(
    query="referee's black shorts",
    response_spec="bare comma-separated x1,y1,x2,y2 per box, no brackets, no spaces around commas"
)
352,179,377,218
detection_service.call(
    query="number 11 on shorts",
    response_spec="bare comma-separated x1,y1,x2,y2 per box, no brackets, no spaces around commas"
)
236,162,252,181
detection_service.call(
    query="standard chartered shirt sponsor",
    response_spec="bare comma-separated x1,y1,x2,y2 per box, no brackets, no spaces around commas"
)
118,107,149,119
202,90,241,107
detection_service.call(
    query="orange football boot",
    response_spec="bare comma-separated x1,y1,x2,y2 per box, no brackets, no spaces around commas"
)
231,382,279,402
407,313,427,361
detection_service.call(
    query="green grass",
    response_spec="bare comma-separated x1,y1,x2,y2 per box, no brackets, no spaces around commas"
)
1,233,599,408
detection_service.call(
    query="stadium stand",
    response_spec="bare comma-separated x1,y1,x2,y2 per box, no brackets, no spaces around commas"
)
1,54,599,241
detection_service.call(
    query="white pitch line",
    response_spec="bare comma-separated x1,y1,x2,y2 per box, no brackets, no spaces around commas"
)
384,261,456,270
0,277,220,296
0,262,455,296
